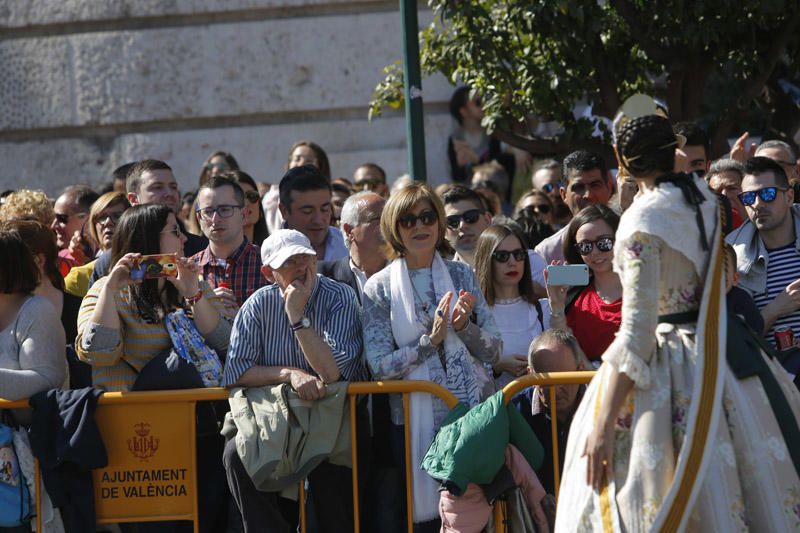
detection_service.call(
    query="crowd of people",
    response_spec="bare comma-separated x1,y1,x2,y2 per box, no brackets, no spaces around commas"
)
1,87,800,533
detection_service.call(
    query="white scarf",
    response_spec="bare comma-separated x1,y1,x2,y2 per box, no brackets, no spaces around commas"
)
389,253,480,523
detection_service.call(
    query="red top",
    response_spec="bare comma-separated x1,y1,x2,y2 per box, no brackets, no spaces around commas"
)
566,282,622,361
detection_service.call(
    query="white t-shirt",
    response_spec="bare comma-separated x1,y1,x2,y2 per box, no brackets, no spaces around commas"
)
491,297,551,389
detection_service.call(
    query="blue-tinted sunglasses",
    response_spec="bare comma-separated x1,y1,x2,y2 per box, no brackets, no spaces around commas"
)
737,187,788,207
542,183,562,193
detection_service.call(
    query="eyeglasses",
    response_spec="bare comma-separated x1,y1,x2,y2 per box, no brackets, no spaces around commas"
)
196,204,243,220
737,187,788,207
575,237,614,256
541,183,561,194
398,210,438,229
160,225,182,238
493,249,527,263
96,211,123,225
244,191,260,203
445,209,483,229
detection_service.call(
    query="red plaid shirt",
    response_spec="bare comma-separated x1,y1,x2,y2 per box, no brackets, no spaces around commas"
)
191,238,266,307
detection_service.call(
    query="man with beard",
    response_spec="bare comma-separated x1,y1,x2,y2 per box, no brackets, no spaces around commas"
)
727,157,800,347
534,151,613,263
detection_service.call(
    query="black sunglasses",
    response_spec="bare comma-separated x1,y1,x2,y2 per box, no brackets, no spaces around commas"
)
521,204,551,217
244,191,260,203
54,212,87,225
398,210,438,229
575,237,614,256
446,209,483,229
737,186,788,207
493,248,527,263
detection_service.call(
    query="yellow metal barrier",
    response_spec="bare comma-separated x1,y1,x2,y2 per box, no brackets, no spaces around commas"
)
0,388,230,533
0,383,459,533
345,380,458,533
0,374,596,533
502,371,596,501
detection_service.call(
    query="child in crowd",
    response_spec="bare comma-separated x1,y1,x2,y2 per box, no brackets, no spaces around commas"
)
724,243,764,334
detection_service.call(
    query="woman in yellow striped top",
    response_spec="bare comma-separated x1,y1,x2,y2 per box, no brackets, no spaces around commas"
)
76,204,231,391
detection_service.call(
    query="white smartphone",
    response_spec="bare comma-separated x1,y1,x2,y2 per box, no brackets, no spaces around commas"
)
546,264,590,286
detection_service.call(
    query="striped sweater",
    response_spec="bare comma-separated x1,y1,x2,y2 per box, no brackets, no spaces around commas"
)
76,276,231,391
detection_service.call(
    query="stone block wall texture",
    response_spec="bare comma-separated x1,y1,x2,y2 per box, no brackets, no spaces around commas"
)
0,0,456,196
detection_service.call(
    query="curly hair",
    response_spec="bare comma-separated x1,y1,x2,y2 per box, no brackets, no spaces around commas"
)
0,189,54,226
616,115,677,176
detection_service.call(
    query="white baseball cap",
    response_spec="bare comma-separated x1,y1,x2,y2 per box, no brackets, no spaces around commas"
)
261,229,316,269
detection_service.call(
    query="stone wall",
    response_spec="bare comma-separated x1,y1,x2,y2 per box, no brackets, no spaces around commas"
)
0,0,455,196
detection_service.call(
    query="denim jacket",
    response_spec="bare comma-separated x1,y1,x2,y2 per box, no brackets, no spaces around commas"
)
726,204,800,295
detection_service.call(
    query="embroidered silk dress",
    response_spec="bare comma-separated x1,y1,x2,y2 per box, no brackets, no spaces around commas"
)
555,178,800,532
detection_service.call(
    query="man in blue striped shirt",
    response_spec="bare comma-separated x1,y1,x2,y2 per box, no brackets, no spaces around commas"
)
727,157,800,348
223,229,364,532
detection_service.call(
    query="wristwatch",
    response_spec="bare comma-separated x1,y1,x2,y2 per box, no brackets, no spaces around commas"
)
291,317,311,332
420,334,432,348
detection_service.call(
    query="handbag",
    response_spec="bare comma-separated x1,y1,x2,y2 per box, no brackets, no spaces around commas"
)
0,412,31,527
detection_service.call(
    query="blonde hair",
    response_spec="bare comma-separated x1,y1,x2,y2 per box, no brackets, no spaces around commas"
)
88,191,130,248
380,182,452,260
0,189,54,226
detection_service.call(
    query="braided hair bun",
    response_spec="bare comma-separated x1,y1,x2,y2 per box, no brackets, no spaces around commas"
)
617,115,678,176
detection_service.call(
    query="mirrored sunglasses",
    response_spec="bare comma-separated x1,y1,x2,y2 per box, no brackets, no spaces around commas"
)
737,186,787,207
575,237,614,256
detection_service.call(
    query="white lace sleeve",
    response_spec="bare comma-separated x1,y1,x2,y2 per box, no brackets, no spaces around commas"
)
602,232,661,389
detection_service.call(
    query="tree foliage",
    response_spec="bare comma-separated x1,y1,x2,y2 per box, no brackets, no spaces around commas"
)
370,1,800,157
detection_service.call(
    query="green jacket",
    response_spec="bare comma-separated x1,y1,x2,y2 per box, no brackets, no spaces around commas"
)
421,390,543,496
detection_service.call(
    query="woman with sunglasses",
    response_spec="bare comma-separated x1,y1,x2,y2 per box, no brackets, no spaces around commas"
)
473,222,548,388
556,115,800,532
64,192,130,297
515,189,554,227
545,204,621,365
362,183,501,529
220,169,269,247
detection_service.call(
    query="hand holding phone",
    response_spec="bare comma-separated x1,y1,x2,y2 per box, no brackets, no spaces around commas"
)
130,254,179,280
545,264,590,286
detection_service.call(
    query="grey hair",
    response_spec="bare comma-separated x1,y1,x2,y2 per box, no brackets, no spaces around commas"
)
340,191,382,249
528,328,590,370
707,158,745,180
756,139,797,161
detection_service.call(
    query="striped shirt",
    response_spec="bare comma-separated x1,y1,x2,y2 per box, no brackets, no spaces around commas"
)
223,274,365,386
76,277,231,391
191,238,266,307
752,245,800,348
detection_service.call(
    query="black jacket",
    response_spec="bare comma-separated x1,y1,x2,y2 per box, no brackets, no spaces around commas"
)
29,388,106,533
318,257,362,304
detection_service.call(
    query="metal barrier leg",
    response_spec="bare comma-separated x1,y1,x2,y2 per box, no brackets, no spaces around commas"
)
550,386,561,502
403,393,413,533
35,459,41,532
299,480,307,533
350,394,360,533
